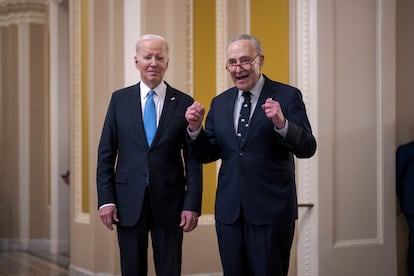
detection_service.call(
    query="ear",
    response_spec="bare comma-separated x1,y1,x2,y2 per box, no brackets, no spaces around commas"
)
259,55,264,68
134,56,140,69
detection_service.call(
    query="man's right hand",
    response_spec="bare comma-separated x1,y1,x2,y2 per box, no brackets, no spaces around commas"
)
185,101,205,132
99,205,119,231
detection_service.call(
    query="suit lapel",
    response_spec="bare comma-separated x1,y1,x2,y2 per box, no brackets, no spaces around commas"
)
130,85,149,145
243,79,272,144
224,89,240,140
152,86,177,145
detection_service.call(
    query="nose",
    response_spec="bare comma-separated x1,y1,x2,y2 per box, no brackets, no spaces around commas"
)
149,57,157,65
235,64,243,72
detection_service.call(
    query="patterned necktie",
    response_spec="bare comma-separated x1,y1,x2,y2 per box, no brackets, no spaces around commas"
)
237,91,251,143
143,89,156,145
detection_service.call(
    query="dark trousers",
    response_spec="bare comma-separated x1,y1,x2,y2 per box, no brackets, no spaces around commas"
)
216,212,295,276
407,215,414,276
116,189,183,276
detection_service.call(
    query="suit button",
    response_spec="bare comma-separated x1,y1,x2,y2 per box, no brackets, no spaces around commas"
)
239,151,243,156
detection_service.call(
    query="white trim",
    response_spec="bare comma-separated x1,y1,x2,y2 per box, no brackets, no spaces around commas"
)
123,0,141,87
291,0,319,275
198,214,215,225
69,265,99,276
48,0,70,255
107,0,116,92
187,0,194,95
215,0,228,95
49,0,60,254
72,0,89,224
214,0,227,199
18,23,30,243
375,0,385,244
245,0,250,33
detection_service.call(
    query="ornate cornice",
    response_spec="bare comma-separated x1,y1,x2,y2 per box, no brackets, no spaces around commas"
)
0,0,47,26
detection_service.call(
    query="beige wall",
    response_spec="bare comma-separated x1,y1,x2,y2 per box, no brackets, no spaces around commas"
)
29,23,50,239
0,2,49,247
1,24,20,241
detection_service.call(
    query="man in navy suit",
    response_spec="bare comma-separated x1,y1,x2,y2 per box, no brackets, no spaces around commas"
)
97,34,202,276
186,34,317,276
397,140,414,276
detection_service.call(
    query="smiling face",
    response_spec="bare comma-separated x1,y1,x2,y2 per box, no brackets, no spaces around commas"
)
134,37,169,89
226,39,263,91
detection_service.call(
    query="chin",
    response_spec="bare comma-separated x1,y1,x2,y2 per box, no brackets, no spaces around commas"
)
235,83,250,91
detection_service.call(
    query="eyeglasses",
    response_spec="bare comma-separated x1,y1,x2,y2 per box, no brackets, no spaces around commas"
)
225,55,260,72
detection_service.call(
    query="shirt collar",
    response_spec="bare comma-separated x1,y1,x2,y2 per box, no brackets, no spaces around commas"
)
140,81,167,100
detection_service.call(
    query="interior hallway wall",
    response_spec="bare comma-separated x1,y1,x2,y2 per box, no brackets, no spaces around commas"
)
0,0,50,252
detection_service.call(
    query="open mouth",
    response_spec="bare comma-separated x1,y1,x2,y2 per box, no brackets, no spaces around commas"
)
236,74,249,81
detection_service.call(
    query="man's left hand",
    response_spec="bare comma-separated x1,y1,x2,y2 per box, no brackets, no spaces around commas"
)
180,210,199,232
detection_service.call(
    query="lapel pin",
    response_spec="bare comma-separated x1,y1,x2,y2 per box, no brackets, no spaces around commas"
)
170,97,176,101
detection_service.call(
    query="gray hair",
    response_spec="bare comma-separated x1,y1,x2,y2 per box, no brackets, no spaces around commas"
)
228,34,263,56
135,34,169,54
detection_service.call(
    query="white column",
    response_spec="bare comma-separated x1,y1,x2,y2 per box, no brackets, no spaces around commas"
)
290,0,319,275
49,0,70,254
124,0,142,87
49,1,59,254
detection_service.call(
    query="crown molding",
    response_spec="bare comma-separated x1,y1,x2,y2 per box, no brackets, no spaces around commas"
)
0,0,47,26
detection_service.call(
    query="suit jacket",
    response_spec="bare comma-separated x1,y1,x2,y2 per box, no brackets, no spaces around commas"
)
97,82,202,227
397,140,414,215
190,75,316,225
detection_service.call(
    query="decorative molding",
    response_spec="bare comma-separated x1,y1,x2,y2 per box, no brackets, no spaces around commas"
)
245,0,250,33
186,0,193,95
214,0,228,218
215,0,227,95
332,0,386,249
52,0,64,5
0,238,54,252
375,0,385,245
292,0,318,275
18,23,30,242
0,239,27,251
123,0,141,87
71,0,89,224
0,0,47,26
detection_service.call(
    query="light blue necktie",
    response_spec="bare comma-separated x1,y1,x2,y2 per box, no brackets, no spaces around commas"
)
143,90,156,145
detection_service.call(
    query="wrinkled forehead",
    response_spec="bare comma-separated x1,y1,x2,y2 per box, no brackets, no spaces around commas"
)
137,39,168,55
226,40,256,59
